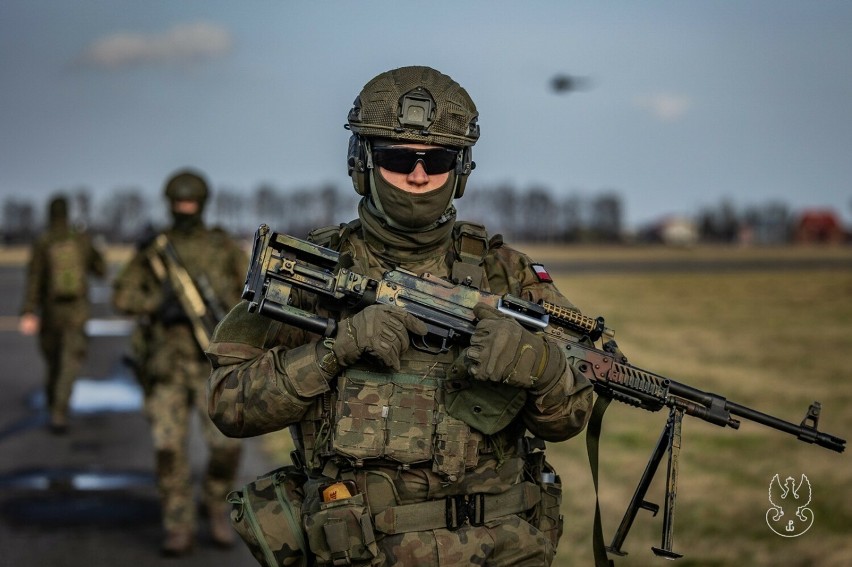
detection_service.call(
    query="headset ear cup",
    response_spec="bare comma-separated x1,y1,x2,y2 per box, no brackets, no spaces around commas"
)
347,134,369,195
455,176,467,199
454,147,474,198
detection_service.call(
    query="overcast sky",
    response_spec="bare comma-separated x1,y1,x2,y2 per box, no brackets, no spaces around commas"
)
1,1,851,230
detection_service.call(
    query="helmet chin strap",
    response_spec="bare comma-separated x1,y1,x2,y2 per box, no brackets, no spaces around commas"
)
366,168,458,233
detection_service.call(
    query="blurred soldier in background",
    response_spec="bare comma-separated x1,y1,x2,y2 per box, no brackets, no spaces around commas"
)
207,67,594,566
112,169,247,556
19,194,106,434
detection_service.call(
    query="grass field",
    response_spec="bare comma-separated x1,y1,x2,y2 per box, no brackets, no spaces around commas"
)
254,244,851,566
549,259,851,566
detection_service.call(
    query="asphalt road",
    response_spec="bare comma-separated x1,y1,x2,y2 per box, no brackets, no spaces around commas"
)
0,265,271,566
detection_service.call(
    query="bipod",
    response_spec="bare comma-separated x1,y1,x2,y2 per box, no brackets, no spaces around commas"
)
607,403,685,560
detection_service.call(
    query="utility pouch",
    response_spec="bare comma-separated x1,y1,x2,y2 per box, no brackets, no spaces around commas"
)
227,465,308,567
524,451,564,548
444,378,526,435
303,491,381,566
333,372,393,460
334,370,439,464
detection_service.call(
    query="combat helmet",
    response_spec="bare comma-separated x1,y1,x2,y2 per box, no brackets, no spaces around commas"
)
164,169,210,206
346,66,479,198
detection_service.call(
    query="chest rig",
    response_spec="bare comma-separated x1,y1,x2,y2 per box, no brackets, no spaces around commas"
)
295,221,521,482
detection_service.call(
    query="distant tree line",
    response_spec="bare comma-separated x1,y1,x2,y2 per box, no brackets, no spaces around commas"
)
0,183,836,246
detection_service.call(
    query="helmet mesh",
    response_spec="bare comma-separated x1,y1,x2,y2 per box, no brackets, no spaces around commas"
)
349,66,479,148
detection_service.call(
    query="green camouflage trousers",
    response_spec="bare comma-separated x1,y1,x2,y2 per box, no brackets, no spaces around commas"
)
38,323,87,420
146,357,242,535
377,514,555,566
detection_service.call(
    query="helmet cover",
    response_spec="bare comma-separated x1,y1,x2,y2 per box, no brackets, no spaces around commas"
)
347,66,479,148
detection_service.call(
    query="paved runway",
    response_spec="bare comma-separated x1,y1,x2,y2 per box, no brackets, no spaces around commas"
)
0,266,271,566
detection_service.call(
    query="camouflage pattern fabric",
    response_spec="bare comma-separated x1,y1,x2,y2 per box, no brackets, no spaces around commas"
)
20,224,106,425
228,466,308,567
378,513,554,566
113,222,247,537
37,317,88,419
146,350,242,533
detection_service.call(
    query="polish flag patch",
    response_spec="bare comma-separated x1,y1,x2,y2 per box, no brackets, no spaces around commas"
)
531,263,552,283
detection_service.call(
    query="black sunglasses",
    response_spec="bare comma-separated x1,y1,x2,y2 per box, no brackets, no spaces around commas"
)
372,146,459,175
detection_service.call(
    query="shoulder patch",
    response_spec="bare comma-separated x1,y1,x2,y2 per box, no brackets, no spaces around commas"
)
531,263,553,283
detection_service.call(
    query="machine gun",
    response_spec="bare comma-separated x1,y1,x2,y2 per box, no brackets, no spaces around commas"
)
242,224,846,561
241,224,610,350
146,234,228,351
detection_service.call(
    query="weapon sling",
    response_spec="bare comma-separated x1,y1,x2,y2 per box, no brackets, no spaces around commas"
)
146,234,224,351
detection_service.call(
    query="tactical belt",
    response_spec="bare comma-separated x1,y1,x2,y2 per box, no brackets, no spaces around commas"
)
372,481,540,535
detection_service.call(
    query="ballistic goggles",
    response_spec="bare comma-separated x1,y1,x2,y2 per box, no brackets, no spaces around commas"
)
372,146,459,175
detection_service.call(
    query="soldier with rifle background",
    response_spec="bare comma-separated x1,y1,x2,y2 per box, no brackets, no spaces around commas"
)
112,169,247,556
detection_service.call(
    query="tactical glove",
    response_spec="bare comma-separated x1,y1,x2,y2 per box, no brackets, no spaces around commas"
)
332,304,428,370
459,303,564,392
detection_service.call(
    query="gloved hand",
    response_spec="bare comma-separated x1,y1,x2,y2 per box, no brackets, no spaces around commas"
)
332,304,428,370
458,303,564,391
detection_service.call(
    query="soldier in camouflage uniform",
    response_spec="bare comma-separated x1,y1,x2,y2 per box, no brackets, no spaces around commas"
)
19,195,106,434
112,170,246,556
207,67,594,566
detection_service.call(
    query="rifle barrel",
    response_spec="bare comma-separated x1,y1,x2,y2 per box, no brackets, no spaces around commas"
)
727,399,845,452
666,381,845,453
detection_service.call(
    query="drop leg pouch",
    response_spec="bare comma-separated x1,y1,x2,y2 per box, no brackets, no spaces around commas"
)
228,465,308,567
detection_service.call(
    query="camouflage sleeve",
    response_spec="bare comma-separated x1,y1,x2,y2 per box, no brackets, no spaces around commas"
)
486,244,594,442
522,356,593,442
20,238,46,315
206,300,333,438
111,248,163,316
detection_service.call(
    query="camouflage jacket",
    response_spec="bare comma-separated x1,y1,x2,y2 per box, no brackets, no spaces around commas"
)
20,225,106,326
112,224,247,380
207,220,594,485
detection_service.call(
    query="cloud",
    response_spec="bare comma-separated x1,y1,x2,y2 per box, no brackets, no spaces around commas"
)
634,92,692,121
78,22,233,69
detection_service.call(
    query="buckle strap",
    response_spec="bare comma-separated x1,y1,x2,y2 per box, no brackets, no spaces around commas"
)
373,481,541,535
446,493,486,530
